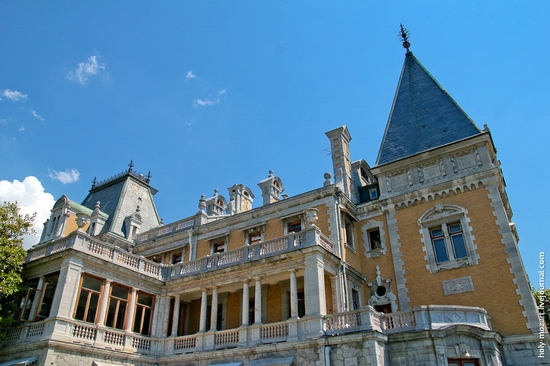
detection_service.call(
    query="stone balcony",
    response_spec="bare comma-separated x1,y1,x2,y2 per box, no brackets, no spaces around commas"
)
3,305,492,355
25,226,336,282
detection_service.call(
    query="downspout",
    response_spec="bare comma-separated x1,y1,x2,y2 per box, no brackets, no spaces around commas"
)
325,345,331,366
335,188,349,312
187,229,194,260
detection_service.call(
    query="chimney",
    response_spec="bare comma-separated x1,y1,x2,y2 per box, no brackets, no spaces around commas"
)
325,126,352,198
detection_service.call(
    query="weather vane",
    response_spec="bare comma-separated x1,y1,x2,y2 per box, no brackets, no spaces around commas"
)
399,24,411,53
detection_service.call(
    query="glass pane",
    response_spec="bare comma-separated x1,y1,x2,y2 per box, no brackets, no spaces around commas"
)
37,284,57,320
74,291,89,321
116,302,127,329
142,308,152,335
20,288,37,320
452,234,467,259
111,285,128,300
430,228,443,238
433,238,449,262
82,276,102,292
448,223,462,233
133,306,143,333
464,363,476,366
86,292,99,323
137,293,153,306
369,229,381,250
106,300,117,327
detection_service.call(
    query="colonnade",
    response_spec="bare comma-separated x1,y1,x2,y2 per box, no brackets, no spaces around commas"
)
158,253,335,338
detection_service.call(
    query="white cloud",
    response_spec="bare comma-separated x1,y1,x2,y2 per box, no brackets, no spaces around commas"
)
67,55,106,85
19,126,25,131
193,89,226,107
31,109,45,121
49,168,80,184
186,70,197,80
0,176,55,249
2,89,28,102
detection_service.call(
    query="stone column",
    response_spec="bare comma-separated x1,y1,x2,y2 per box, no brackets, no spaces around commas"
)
150,295,160,337
97,279,112,326
254,277,262,324
171,296,181,336
210,287,219,331
49,257,83,319
289,270,298,319
241,280,249,326
304,254,326,316
161,295,171,337
199,288,208,332
28,276,45,321
125,288,137,332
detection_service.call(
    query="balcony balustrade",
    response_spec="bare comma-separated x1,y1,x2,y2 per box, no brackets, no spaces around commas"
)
25,226,335,281
3,305,491,356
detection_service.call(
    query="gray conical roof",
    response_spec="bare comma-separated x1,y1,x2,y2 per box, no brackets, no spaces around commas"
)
376,52,482,166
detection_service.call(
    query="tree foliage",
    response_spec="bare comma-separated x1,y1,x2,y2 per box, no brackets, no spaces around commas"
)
0,201,35,339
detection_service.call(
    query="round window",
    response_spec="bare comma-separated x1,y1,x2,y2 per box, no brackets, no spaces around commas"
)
376,286,386,297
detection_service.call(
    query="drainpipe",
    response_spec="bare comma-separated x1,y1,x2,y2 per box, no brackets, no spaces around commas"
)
325,345,331,366
335,188,349,312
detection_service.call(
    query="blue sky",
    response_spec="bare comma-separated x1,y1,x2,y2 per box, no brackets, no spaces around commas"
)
0,2,548,287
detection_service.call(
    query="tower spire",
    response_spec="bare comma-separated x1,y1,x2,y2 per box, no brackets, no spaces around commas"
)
399,24,411,53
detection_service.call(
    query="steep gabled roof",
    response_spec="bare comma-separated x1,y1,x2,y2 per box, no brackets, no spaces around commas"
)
375,52,482,166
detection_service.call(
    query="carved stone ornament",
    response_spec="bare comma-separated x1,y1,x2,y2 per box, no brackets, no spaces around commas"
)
442,276,475,296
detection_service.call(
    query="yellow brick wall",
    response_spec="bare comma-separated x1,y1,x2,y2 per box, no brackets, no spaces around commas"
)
226,291,241,329
395,188,528,335
266,284,282,323
356,213,399,310
314,203,330,236
325,273,334,314
228,230,244,251
196,239,210,258
265,218,283,241
187,299,200,334
63,213,87,235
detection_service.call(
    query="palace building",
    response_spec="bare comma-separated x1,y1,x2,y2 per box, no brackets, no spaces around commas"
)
1,42,547,366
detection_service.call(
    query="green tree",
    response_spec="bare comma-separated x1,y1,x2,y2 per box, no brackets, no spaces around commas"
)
533,287,550,330
0,201,35,339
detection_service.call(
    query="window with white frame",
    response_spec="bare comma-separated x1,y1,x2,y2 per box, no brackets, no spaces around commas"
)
211,236,227,254
283,215,303,235
362,220,387,258
419,203,478,273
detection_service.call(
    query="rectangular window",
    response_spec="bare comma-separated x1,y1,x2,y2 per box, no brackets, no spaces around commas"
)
368,229,381,251
19,284,38,321
447,360,479,366
213,241,225,254
172,253,182,264
248,299,255,325
74,276,102,323
248,231,261,245
105,284,129,330
351,289,360,310
287,221,302,233
430,222,466,263
36,274,59,321
133,292,153,335
344,220,354,249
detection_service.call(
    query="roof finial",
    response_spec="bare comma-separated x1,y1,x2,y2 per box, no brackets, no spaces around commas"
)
128,160,134,173
399,24,411,53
